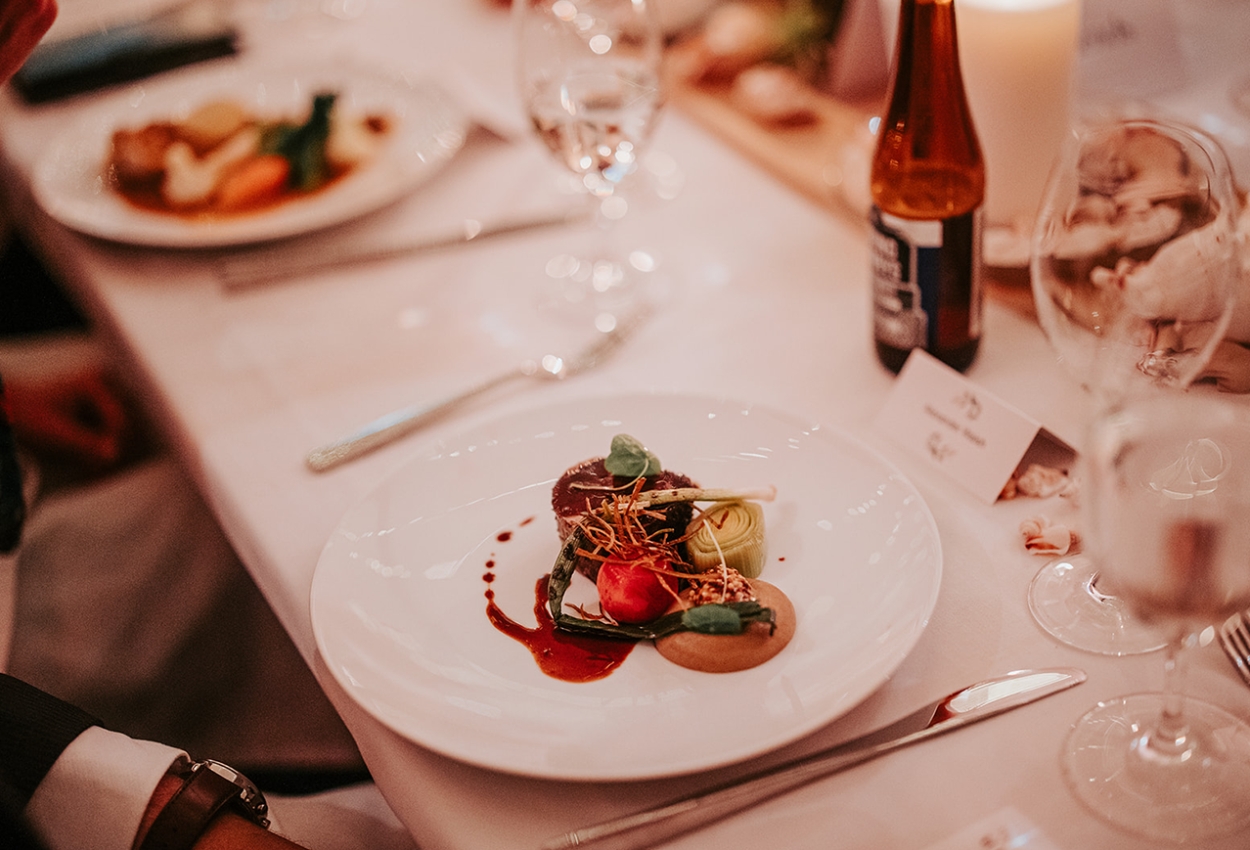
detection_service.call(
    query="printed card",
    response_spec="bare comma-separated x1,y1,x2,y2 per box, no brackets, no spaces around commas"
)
875,350,1075,504
1079,0,1188,99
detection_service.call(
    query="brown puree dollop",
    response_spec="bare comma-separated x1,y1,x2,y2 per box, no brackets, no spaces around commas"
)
654,580,795,673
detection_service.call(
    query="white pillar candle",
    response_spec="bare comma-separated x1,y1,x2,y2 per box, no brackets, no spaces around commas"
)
956,0,1081,227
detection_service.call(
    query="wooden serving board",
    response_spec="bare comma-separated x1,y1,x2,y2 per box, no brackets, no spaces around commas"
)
665,50,1037,316
666,62,876,222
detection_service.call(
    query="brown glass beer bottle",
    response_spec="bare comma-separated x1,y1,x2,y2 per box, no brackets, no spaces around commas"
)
870,0,985,374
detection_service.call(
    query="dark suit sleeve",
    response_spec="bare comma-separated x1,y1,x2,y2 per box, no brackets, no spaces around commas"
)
0,376,27,552
0,673,101,808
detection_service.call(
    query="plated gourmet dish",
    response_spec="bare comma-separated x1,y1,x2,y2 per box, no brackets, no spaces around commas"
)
485,434,792,679
106,91,393,218
310,394,943,779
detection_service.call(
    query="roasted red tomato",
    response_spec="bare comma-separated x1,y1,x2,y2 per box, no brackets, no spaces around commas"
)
595,557,678,624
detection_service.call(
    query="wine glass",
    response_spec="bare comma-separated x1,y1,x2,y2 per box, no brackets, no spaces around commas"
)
513,0,664,320
1063,392,1250,842
1027,117,1241,655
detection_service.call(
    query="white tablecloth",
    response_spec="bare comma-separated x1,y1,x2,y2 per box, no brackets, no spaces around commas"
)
3,1,1250,848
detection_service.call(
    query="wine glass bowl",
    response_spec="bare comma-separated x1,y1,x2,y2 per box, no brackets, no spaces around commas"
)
1063,392,1250,843
1030,118,1240,397
1086,398,1250,630
513,0,664,316
1025,117,1242,656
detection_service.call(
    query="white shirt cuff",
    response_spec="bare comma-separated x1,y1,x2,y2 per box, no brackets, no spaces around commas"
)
25,726,186,850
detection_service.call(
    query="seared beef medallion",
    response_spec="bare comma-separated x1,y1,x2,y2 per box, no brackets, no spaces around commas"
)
551,457,697,580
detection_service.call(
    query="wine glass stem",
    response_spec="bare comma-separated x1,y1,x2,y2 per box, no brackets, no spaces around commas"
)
1142,630,1193,760
1084,571,1112,603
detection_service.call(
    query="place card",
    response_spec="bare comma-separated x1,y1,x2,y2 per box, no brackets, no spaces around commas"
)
875,350,1076,504
1078,0,1188,100
921,807,1061,850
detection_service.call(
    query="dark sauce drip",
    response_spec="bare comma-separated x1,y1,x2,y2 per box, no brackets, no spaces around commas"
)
486,576,634,682
482,519,634,682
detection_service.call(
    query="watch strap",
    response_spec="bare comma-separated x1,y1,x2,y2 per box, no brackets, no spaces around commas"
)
138,762,252,850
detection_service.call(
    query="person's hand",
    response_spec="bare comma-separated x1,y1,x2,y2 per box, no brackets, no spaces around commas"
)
3,368,130,470
0,0,57,83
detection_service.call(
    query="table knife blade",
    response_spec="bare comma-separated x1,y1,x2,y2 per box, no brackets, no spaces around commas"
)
539,667,1085,850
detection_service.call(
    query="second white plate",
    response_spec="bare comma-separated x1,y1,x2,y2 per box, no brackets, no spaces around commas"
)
310,393,943,780
32,57,468,247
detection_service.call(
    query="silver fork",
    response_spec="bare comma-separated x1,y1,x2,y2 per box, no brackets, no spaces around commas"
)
1218,610,1250,686
305,306,652,472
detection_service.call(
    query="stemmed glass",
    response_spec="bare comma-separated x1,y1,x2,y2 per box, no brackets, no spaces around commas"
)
1064,392,1250,842
513,0,664,320
1027,118,1241,655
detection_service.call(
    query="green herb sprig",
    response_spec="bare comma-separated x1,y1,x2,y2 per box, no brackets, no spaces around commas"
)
603,433,662,478
261,91,336,191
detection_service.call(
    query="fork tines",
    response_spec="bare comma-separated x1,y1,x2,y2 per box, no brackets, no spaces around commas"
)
1218,611,1250,686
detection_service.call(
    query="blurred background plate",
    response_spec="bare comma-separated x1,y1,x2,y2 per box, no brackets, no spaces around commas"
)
31,55,468,247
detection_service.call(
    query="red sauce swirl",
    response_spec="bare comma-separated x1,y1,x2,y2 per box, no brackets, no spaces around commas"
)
486,575,634,682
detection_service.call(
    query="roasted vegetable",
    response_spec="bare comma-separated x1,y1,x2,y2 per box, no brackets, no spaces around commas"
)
262,91,336,191
547,524,776,641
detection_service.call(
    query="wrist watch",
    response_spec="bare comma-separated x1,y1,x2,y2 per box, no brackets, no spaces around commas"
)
139,757,270,850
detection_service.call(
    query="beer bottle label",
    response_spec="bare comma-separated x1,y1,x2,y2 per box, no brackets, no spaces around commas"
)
870,206,982,354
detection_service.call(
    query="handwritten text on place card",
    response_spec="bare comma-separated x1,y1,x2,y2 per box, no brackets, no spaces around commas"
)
1078,0,1188,100
875,350,1074,504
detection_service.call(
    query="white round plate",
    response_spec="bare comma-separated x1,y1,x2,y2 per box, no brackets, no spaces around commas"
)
31,57,468,247
310,394,942,780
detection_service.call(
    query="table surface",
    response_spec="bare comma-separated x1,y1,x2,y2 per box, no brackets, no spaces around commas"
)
4,1,1250,848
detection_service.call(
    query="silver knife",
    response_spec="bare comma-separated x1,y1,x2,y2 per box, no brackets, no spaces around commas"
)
216,207,590,291
540,667,1085,850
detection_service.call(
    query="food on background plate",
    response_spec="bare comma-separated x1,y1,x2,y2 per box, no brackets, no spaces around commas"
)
671,1,784,84
107,91,393,217
729,63,818,127
670,0,844,128
543,434,791,673
671,0,838,87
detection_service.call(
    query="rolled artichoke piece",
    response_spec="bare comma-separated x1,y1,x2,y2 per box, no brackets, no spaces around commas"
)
686,499,766,578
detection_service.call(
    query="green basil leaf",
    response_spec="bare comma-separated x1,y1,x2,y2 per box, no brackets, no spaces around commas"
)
604,433,662,478
264,92,336,191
